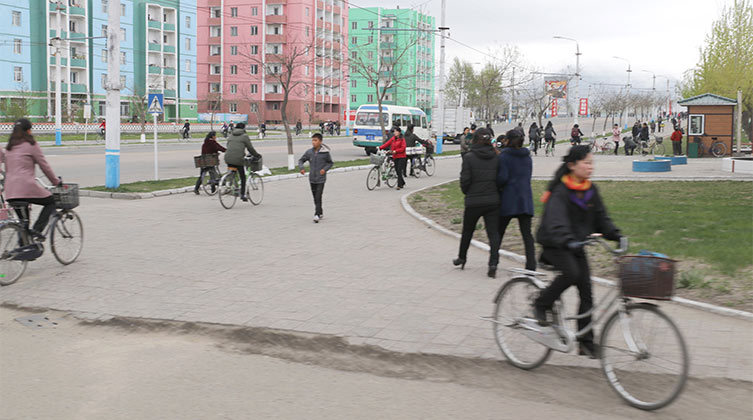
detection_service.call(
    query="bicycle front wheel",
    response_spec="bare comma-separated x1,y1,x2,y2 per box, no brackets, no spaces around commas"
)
492,277,552,370
0,223,28,286
424,156,435,176
652,143,666,156
600,303,689,410
385,166,397,188
50,210,84,265
366,167,379,190
711,142,727,157
218,173,238,209
246,173,264,205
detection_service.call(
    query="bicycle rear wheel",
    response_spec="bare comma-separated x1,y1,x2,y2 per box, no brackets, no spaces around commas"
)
492,277,552,370
711,142,727,157
218,172,238,209
424,156,435,176
201,168,219,196
600,303,689,410
0,223,28,286
50,210,83,265
366,167,379,191
385,164,397,188
652,143,666,156
246,173,264,205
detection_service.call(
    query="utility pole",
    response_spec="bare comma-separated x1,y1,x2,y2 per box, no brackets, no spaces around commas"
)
736,90,743,156
54,2,63,146
105,0,121,188
614,56,631,126
554,36,580,126
435,0,447,154
508,66,514,124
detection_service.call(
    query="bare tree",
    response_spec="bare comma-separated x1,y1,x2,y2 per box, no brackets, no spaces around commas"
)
445,58,477,107
125,84,150,136
200,92,224,130
520,81,554,129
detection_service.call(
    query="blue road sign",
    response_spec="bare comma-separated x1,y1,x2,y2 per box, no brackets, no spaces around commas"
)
148,93,164,115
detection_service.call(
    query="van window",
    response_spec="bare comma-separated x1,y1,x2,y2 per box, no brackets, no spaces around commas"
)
402,114,412,127
391,113,402,127
421,116,427,129
356,112,388,127
412,115,421,127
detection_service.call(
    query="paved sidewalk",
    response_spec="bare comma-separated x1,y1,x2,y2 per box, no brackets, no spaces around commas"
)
0,153,751,382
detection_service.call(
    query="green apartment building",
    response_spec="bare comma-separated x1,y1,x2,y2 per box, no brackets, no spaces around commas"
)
348,7,435,119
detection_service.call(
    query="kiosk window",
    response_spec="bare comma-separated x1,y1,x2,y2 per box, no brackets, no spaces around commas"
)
689,115,705,135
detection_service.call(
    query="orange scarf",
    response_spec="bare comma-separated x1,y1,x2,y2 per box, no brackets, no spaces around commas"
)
540,174,592,203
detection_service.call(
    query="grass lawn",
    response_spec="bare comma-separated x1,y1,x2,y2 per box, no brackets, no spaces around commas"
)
410,180,753,310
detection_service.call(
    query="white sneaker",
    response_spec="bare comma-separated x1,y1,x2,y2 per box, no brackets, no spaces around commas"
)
313,215,320,223
318,215,324,220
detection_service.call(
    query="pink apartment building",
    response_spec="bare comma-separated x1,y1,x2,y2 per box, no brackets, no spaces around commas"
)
197,0,348,125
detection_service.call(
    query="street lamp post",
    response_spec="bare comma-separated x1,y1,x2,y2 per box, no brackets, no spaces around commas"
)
554,36,581,126
642,70,656,119
656,74,671,117
613,56,631,126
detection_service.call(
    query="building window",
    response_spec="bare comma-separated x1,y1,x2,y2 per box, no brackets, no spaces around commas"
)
101,0,107,13
12,11,21,27
367,94,374,102
351,80,357,88
351,51,357,59
13,39,21,54
230,84,237,94
351,37,357,45
211,7,221,18
368,51,373,60
250,84,258,94
120,3,125,16
119,75,126,87
231,26,238,36
229,103,237,113
101,73,107,89
120,28,126,41
250,64,258,74
185,16,191,28
210,26,221,37
368,21,374,28
210,83,220,93
120,52,126,64
367,36,373,44
351,95,356,103
230,7,237,17
185,38,191,50
101,49,107,62
210,64,221,75
351,22,357,30
13,66,22,82
367,80,373,87
250,45,258,54
250,103,258,112
210,45,221,55
251,26,258,35
185,59,191,71
305,7,309,17
120,102,129,116
305,66,309,76
251,7,258,16
101,24,107,37
98,101,106,116
306,27,309,37
271,103,279,110
186,81,191,92
230,46,238,55
230,65,237,75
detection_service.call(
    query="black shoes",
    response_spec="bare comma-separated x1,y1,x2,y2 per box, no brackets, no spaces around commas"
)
487,265,497,278
452,258,466,269
240,196,248,202
578,341,600,359
193,189,200,195
533,305,550,326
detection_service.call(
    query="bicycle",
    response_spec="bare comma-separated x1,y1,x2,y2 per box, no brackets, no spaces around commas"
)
587,137,613,154
695,136,727,158
194,153,222,196
97,128,106,143
485,235,688,410
636,135,666,156
366,150,397,190
544,138,556,156
0,179,84,286
217,156,264,209
407,146,436,178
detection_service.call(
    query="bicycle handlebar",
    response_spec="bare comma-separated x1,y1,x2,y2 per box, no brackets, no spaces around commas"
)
572,234,628,255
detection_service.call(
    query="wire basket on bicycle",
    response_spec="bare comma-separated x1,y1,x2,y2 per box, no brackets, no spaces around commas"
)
194,153,219,168
51,183,79,209
244,155,263,172
618,255,676,300
370,153,386,166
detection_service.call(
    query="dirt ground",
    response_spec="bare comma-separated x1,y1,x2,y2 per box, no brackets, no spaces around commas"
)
409,186,753,312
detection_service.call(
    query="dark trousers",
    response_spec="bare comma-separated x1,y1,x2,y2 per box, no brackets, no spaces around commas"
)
535,248,594,343
394,157,407,187
8,196,56,233
310,182,325,216
227,164,246,197
531,139,540,154
194,167,218,192
458,205,500,266
672,141,682,155
614,141,620,155
498,214,536,271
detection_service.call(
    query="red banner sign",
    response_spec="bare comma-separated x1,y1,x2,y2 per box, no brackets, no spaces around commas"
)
579,98,588,116
343,110,356,122
550,99,558,117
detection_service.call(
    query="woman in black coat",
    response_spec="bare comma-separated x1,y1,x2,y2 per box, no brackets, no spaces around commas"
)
534,145,623,358
454,128,501,278
528,122,540,155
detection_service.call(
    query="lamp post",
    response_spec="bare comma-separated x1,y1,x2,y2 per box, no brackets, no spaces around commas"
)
613,56,631,126
656,74,671,117
642,70,656,119
554,36,580,125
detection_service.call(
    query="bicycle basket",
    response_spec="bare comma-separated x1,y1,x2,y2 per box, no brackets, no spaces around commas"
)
655,136,664,144
51,183,79,209
618,255,676,300
244,156,263,172
194,153,219,168
370,154,385,165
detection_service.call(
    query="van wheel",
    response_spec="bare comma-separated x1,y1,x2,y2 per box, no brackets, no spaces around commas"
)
365,147,377,155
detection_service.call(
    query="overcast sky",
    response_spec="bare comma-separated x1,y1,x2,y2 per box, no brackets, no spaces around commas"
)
360,0,732,92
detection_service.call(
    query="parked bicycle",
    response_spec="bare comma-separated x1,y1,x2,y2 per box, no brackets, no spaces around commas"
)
485,235,688,411
637,135,666,156
695,136,727,157
587,137,613,154
217,156,264,209
0,178,84,286
366,150,397,190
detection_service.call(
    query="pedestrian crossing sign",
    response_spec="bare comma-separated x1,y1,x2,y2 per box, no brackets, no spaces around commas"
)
148,93,164,115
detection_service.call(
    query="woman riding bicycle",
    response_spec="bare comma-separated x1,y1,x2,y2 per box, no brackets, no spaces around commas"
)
534,145,622,358
0,118,61,240
194,131,226,195
224,123,261,202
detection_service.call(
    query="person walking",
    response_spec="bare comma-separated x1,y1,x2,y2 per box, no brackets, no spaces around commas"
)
650,120,656,133
631,121,641,140
570,124,583,146
182,119,191,139
295,120,302,136
670,126,684,155
224,122,262,202
194,131,226,195
639,122,650,153
657,116,664,132
544,121,556,153
528,122,540,156
459,127,472,156
534,145,623,358
454,128,501,278
221,122,229,138
611,124,621,155
486,123,495,137
0,118,61,240
298,133,333,223
404,123,420,177
379,126,407,190
497,129,536,271
623,135,636,155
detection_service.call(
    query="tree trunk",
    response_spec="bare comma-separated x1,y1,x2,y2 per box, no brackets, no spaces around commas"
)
281,92,295,170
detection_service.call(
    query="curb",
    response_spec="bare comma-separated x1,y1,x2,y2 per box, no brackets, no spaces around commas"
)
400,180,753,322
80,154,462,200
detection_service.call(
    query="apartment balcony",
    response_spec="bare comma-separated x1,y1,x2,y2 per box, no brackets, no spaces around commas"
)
333,24,340,34
266,15,286,24
267,0,286,4
334,5,341,14
266,34,285,44
163,45,176,53
69,6,85,16
69,32,87,41
148,66,161,74
163,23,175,32
207,17,221,26
381,56,396,65
148,43,161,52
265,93,283,101
49,57,67,66
206,54,221,64
317,1,323,10
164,89,176,98
148,20,161,29
70,58,86,68
163,67,176,75
49,30,68,39
380,42,396,49
70,83,87,93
